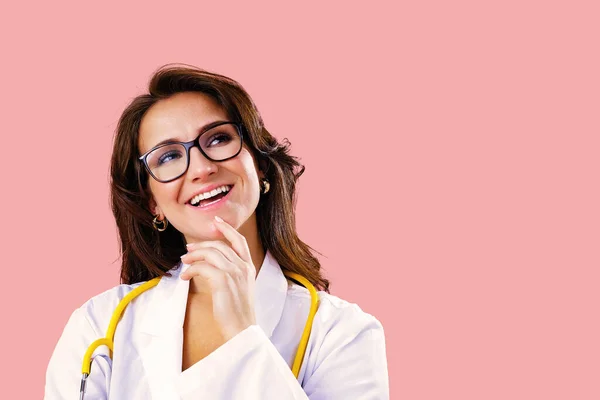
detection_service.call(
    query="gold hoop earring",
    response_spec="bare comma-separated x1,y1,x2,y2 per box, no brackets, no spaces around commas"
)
152,215,168,231
260,178,270,194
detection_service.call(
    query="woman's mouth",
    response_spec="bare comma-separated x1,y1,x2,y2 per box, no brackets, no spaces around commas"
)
187,185,233,209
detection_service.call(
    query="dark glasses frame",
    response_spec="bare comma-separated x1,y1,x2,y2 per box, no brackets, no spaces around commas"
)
138,121,244,183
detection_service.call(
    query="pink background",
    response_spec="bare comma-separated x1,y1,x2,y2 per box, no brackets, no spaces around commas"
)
1,1,598,398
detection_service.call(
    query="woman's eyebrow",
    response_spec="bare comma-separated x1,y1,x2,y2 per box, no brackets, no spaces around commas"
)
149,119,230,148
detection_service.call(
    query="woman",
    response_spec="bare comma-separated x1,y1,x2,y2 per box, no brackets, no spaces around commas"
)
44,65,389,399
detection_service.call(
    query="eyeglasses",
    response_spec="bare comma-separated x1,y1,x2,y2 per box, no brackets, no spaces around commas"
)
139,121,244,183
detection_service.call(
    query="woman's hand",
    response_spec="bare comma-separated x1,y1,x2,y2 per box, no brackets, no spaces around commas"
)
180,215,257,341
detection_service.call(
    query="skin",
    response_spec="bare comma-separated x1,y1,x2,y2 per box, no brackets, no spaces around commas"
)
138,91,266,353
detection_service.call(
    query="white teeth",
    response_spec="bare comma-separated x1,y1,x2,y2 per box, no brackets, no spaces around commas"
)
190,185,231,206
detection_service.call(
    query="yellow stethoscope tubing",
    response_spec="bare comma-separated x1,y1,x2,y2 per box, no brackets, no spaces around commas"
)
81,271,318,379
283,271,319,377
81,277,161,374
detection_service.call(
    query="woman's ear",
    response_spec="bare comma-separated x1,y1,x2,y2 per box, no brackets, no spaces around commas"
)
148,197,160,216
258,158,269,179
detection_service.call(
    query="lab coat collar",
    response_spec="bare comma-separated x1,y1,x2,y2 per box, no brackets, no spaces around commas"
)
138,249,288,339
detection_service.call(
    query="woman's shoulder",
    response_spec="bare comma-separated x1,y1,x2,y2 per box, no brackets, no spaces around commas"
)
286,281,384,333
68,280,151,333
81,280,147,310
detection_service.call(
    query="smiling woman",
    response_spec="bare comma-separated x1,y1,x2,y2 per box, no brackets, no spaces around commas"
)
44,65,390,399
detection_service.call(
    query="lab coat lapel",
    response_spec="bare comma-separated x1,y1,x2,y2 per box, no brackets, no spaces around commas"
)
137,264,189,400
136,250,288,399
255,250,288,338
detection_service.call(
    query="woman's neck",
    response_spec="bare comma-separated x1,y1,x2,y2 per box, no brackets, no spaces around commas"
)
237,213,266,278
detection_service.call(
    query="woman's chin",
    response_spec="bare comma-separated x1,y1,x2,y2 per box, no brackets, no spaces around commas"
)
185,225,223,244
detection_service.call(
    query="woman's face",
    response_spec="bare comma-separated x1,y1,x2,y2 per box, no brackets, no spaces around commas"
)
138,91,263,244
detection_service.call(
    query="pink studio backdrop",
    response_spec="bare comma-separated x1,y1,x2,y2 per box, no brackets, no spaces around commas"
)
1,1,599,399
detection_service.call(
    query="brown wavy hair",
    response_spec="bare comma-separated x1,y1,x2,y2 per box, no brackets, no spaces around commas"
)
110,64,330,292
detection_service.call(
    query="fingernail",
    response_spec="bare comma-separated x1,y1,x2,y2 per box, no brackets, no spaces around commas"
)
186,243,192,247
214,216,224,223
180,254,186,259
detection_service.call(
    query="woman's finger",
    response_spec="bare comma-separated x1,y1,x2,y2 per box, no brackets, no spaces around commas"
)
180,261,217,281
180,247,238,278
179,261,234,293
185,240,241,265
213,216,252,263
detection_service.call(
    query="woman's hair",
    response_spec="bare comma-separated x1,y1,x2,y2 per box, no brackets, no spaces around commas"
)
110,64,330,292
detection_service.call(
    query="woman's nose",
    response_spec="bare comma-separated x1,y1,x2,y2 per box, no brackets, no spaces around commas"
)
187,146,218,180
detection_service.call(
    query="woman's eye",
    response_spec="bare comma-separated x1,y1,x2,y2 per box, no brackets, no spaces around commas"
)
207,133,233,147
158,151,182,165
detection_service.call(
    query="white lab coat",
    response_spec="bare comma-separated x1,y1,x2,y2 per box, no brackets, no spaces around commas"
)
45,251,389,399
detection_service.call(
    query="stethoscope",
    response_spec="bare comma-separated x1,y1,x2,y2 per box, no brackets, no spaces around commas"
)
79,271,319,399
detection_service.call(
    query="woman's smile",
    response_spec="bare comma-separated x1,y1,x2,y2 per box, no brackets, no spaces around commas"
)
185,183,234,211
